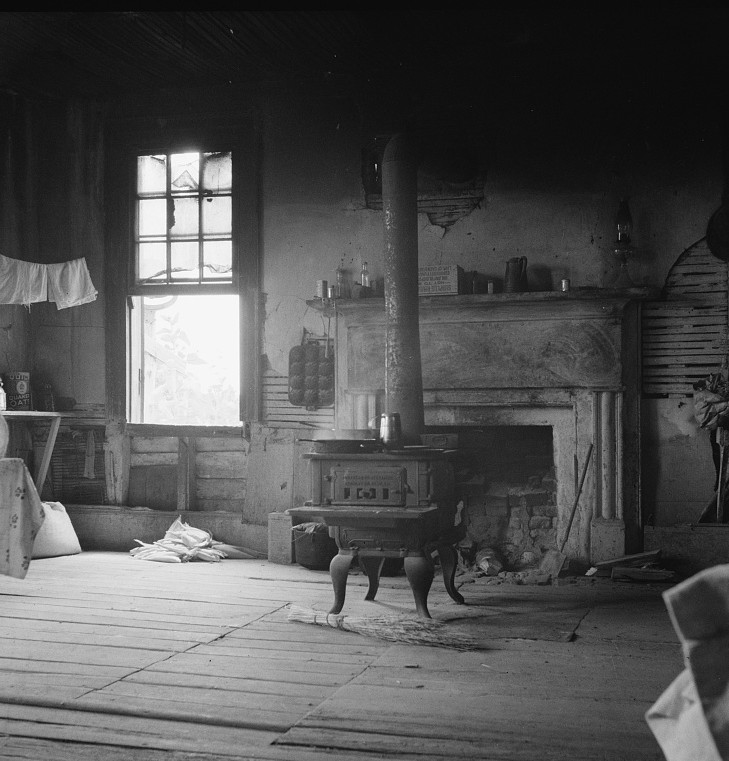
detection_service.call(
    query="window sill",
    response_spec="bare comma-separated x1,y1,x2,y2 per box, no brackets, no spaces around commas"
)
125,423,250,438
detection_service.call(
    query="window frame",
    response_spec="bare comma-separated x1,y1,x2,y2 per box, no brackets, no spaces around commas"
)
131,150,237,296
104,116,261,433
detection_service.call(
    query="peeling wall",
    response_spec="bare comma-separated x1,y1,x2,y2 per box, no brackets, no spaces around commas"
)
642,397,716,526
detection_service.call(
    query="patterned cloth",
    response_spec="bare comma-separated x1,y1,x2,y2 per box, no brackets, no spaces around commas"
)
0,458,45,579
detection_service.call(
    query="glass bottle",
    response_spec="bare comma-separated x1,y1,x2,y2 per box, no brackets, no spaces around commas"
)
335,258,347,298
0,379,5,411
360,261,370,288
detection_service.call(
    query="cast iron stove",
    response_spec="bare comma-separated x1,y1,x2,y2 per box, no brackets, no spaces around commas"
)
288,448,465,618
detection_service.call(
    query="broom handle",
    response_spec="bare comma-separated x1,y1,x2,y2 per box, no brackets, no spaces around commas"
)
560,443,594,554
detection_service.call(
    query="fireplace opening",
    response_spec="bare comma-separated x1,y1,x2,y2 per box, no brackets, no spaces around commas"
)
426,425,556,572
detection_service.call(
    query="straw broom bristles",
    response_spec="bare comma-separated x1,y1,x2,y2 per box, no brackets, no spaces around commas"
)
287,605,478,650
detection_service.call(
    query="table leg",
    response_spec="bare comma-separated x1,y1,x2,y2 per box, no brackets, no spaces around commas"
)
437,544,465,605
34,416,61,495
329,552,354,614
404,554,434,618
360,556,385,601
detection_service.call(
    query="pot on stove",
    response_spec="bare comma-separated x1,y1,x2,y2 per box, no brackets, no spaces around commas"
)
297,428,379,454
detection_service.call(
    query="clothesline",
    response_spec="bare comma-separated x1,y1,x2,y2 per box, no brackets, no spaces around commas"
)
0,253,97,309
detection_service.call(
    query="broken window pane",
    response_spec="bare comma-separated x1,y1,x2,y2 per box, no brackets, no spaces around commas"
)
202,151,232,193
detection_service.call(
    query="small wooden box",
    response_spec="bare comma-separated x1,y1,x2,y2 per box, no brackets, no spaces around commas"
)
418,264,462,295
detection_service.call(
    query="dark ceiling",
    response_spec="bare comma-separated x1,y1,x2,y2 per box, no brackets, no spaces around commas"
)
2,9,728,105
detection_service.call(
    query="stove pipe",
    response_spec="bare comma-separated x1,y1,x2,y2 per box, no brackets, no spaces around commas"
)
381,133,424,445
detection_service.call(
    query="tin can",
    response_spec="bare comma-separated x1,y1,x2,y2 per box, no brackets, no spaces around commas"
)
3,371,31,410
327,285,335,300
316,280,328,299
561,278,570,292
486,280,495,294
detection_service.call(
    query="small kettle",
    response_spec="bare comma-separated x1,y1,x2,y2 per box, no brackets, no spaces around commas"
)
504,256,528,293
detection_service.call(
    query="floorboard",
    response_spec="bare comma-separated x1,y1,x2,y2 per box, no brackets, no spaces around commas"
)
0,551,684,760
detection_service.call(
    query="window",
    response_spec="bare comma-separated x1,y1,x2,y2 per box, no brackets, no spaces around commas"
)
127,150,241,426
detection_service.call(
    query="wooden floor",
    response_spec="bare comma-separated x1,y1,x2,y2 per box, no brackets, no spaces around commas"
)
0,552,682,760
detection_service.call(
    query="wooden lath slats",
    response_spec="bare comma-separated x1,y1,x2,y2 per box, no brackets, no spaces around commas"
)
643,353,727,365
262,370,334,429
643,362,724,375
642,238,728,397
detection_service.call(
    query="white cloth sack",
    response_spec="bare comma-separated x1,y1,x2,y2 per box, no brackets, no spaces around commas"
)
646,669,721,761
646,564,729,760
32,501,82,559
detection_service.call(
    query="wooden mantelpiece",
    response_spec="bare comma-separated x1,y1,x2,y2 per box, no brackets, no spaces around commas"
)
309,286,656,406
308,286,657,563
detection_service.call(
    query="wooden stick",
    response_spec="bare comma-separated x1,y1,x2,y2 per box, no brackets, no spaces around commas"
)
560,443,594,554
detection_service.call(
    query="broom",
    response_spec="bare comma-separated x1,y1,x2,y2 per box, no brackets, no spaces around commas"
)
539,442,594,577
287,605,478,650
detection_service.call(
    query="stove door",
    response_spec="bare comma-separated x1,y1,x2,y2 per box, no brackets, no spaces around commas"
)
329,464,408,506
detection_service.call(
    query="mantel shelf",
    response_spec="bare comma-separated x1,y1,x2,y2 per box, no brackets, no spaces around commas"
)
307,286,659,314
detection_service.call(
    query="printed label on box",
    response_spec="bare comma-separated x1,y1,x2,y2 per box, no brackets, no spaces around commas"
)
418,265,460,295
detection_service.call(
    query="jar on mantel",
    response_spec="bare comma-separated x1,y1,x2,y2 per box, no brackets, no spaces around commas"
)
335,258,349,298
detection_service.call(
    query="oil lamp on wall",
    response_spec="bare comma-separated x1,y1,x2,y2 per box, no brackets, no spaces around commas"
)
612,197,635,287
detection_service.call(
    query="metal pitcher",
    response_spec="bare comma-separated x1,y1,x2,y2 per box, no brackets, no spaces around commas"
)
378,413,402,448
504,256,528,292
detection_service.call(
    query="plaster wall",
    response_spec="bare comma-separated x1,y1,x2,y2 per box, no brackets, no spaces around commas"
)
642,397,717,526
255,89,723,533
1,84,724,535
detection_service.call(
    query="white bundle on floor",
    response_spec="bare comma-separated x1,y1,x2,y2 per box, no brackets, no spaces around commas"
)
287,605,478,650
130,516,227,563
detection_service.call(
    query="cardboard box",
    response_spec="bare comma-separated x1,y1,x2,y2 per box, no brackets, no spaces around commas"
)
418,264,462,295
3,371,31,410
267,512,295,564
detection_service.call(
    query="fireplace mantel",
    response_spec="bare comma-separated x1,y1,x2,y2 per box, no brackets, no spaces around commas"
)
315,287,655,395
309,286,657,564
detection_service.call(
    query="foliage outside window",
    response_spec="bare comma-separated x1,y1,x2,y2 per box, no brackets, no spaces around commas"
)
128,151,241,426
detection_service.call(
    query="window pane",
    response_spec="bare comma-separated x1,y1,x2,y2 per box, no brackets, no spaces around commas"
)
139,198,167,236
132,294,240,425
170,241,199,280
170,153,200,194
202,195,231,235
203,241,232,279
138,242,167,281
135,150,233,287
170,196,199,237
202,151,232,193
137,154,167,195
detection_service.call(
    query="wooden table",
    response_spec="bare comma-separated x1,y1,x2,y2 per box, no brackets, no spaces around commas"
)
1,411,62,494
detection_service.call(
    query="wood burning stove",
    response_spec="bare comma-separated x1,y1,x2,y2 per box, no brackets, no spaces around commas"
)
288,447,465,618
287,133,466,616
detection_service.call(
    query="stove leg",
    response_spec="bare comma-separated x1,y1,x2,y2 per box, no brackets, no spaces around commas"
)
437,545,465,605
360,556,385,601
329,552,354,614
404,554,434,618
